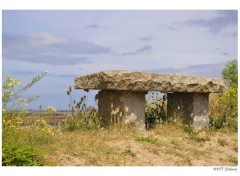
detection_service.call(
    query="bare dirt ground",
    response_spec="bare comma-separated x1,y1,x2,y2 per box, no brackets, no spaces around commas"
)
45,123,238,166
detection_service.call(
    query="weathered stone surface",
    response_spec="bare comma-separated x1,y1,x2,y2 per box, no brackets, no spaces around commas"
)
167,92,209,130
98,90,145,131
74,70,225,93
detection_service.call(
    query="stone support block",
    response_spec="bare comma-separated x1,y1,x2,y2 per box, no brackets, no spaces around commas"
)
167,92,209,130
98,90,146,131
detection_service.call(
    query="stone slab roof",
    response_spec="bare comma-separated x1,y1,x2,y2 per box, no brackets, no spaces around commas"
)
74,70,225,93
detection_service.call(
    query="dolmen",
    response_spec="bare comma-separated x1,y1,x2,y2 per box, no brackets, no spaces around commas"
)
74,70,225,131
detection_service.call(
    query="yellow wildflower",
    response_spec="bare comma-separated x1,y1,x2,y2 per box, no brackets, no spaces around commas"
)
41,119,47,126
48,106,57,113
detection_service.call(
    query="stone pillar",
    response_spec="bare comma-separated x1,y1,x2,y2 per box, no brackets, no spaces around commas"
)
98,90,146,131
167,92,210,130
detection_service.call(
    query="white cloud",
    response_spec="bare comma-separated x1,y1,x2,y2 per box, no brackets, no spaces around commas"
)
185,10,237,33
30,32,68,45
3,33,111,65
121,45,153,56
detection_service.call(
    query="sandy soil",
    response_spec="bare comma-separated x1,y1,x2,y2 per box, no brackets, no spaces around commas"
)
48,125,238,166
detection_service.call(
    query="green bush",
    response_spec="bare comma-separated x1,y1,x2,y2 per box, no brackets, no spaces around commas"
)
2,114,52,166
2,140,45,166
209,59,238,131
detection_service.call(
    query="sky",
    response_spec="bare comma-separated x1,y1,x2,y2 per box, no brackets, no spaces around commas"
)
2,10,238,110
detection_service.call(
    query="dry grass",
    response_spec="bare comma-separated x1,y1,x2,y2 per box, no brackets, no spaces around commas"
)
39,123,238,166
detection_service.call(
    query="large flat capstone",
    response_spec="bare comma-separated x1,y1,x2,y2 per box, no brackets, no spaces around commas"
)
74,70,224,93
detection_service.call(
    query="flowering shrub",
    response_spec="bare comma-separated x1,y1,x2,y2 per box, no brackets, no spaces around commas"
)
35,119,55,136
2,71,48,111
2,72,50,166
3,117,23,129
2,114,47,166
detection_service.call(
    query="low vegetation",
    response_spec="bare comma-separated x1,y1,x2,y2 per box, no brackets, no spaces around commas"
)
2,60,238,166
209,59,238,131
